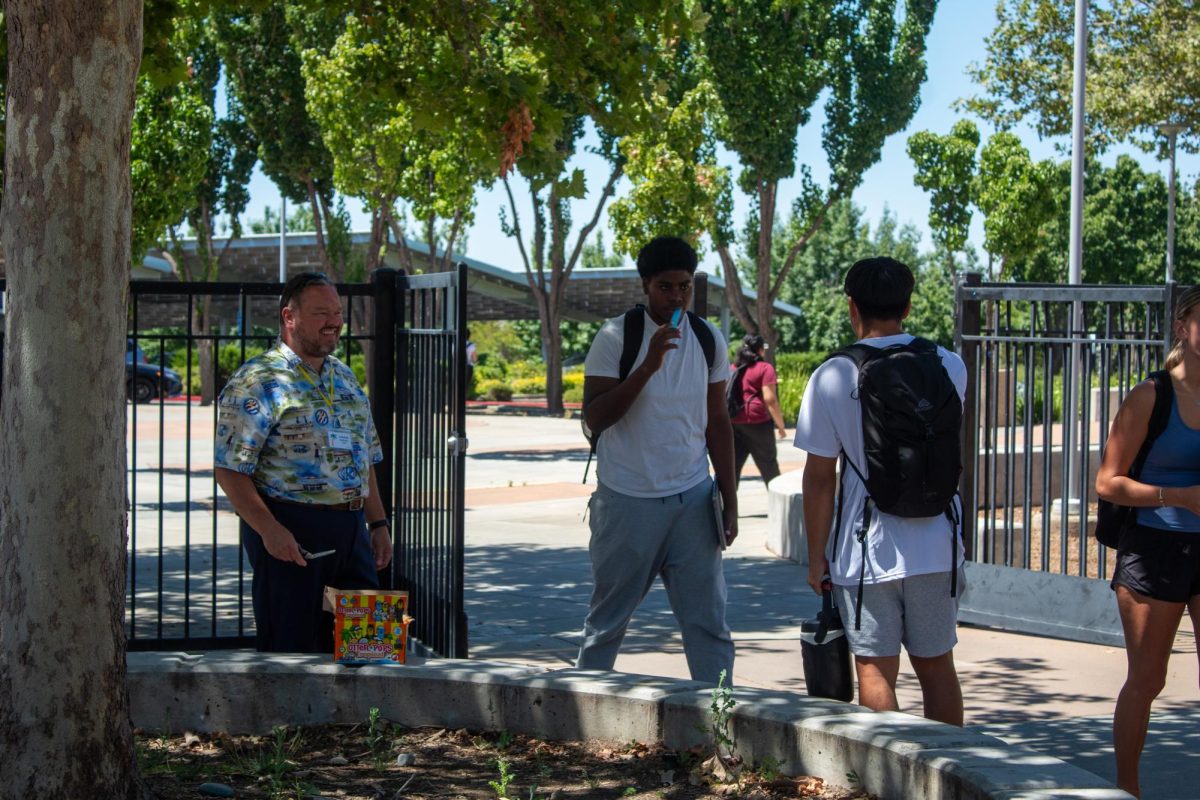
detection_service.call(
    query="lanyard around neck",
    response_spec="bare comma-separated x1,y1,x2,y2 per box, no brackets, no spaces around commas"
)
298,360,336,411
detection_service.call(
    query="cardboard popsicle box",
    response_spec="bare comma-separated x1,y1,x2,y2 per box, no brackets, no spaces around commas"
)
323,587,412,664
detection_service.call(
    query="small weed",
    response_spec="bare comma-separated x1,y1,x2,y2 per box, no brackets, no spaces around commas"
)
754,755,782,782
135,734,174,777
496,729,515,750
231,725,302,798
489,757,515,799
623,787,638,796
846,769,861,785
709,669,737,757
581,766,601,788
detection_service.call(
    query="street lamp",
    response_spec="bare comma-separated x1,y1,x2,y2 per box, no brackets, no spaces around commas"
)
1158,122,1188,285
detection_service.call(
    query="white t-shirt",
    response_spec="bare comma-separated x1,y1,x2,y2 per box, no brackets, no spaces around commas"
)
584,310,729,497
792,334,968,586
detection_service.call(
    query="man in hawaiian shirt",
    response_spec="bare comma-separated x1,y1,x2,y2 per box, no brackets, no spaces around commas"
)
215,272,393,653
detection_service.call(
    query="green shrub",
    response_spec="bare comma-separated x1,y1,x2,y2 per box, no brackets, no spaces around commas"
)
511,376,546,395
563,385,584,404
505,359,546,380
562,371,584,392
773,351,829,424
171,341,269,396
476,379,513,401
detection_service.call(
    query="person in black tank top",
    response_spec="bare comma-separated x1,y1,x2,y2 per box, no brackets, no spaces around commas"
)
1096,285,1200,798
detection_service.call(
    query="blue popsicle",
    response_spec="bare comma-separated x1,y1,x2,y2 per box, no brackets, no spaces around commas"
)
670,307,682,327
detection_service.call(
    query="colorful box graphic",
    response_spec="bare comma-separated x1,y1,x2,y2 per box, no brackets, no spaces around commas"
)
323,588,411,664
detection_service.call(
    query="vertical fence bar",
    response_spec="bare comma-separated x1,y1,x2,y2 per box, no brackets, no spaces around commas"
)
371,268,398,588
452,262,469,657
955,272,982,560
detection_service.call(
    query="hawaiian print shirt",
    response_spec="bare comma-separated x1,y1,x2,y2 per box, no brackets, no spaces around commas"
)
215,341,383,505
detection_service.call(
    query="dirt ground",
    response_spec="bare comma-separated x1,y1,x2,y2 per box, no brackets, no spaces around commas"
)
137,723,877,800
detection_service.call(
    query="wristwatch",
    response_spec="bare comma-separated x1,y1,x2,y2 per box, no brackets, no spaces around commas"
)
367,518,390,531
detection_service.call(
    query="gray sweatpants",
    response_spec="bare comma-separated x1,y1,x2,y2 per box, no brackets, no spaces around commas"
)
576,478,735,685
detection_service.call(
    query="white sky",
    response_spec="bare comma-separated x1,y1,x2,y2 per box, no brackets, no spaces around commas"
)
242,1,1200,275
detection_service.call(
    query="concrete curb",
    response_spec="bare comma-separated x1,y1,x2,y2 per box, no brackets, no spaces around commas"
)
128,653,1131,800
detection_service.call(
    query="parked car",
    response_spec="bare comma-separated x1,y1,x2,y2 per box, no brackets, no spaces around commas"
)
126,339,183,403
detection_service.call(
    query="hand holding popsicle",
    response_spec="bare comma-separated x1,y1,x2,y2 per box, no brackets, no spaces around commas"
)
640,309,683,374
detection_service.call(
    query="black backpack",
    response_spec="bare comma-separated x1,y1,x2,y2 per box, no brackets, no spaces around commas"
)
726,363,748,419
581,305,715,483
1094,370,1173,548
830,337,963,628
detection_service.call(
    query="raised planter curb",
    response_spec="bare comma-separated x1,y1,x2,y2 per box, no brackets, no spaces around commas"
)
128,653,1131,800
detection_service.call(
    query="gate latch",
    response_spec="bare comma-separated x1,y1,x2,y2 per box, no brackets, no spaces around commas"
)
446,434,469,456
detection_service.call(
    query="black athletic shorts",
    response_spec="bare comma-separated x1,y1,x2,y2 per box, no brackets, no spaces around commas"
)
1111,522,1200,603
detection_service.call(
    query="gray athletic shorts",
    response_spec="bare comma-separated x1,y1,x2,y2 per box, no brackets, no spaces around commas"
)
832,570,964,659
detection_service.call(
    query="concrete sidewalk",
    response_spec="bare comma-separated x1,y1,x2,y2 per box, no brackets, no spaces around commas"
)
461,411,1200,800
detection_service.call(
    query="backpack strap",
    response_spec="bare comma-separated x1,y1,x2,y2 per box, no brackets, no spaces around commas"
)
618,305,646,381
583,305,646,484
854,497,873,630
686,310,715,371
1130,370,1174,479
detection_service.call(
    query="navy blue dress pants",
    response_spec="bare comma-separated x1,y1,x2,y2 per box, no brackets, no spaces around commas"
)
241,499,379,653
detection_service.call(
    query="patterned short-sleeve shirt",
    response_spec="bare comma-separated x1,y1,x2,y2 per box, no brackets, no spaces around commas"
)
215,341,383,505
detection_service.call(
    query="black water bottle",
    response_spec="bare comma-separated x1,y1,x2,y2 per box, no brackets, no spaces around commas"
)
800,588,854,702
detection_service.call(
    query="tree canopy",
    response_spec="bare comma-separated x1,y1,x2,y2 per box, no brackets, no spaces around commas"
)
964,0,1199,155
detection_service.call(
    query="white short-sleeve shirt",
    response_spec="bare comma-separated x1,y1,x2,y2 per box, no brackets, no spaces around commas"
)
584,310,729,497
792,334,967,586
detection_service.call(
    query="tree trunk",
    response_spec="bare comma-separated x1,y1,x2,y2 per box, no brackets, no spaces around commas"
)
196,298,216,407
0,2,147,798
755,180,781,359
307,178,335,280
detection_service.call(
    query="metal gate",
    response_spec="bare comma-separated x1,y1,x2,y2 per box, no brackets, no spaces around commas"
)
372,266,469,658
1,270,467,656
954,274,1175,643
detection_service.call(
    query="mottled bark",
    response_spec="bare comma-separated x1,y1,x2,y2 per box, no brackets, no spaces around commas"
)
0,2,147,798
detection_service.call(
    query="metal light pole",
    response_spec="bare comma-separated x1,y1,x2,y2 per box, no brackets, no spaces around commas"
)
279,196,288,283
1158,122,1186,285
1063,0,1088,517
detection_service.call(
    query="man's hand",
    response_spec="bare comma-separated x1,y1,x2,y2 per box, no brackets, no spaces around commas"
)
260,524,307,566
371,526,393,570
722,506,739,547
807,557,831,595
638,321,681,374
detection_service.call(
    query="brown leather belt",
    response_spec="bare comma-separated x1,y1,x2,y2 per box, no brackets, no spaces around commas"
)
263,494,365,511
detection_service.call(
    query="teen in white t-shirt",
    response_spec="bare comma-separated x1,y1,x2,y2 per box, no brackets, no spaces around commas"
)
575,236,737,686
793,333,967,585
792,256,966,727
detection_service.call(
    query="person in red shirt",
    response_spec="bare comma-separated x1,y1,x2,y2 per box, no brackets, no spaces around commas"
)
730,334,788,486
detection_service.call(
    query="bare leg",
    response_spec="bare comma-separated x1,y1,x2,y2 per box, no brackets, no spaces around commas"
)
910,650,964,726
1113,585,1184,798
854,655,900,712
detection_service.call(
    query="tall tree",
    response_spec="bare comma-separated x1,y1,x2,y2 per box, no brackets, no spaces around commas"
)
973,131,1057,277
500,113,625,413
965,0,1200,155
487,4,705,414
0,1,147,797
130,69,212,265
301,12,486,276
907,119,980,270
698,0,937,353
215,3,352,279
165,18,258,405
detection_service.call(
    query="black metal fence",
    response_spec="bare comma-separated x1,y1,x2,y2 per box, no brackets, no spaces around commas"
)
0,269,466,656
955,274,1176,580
